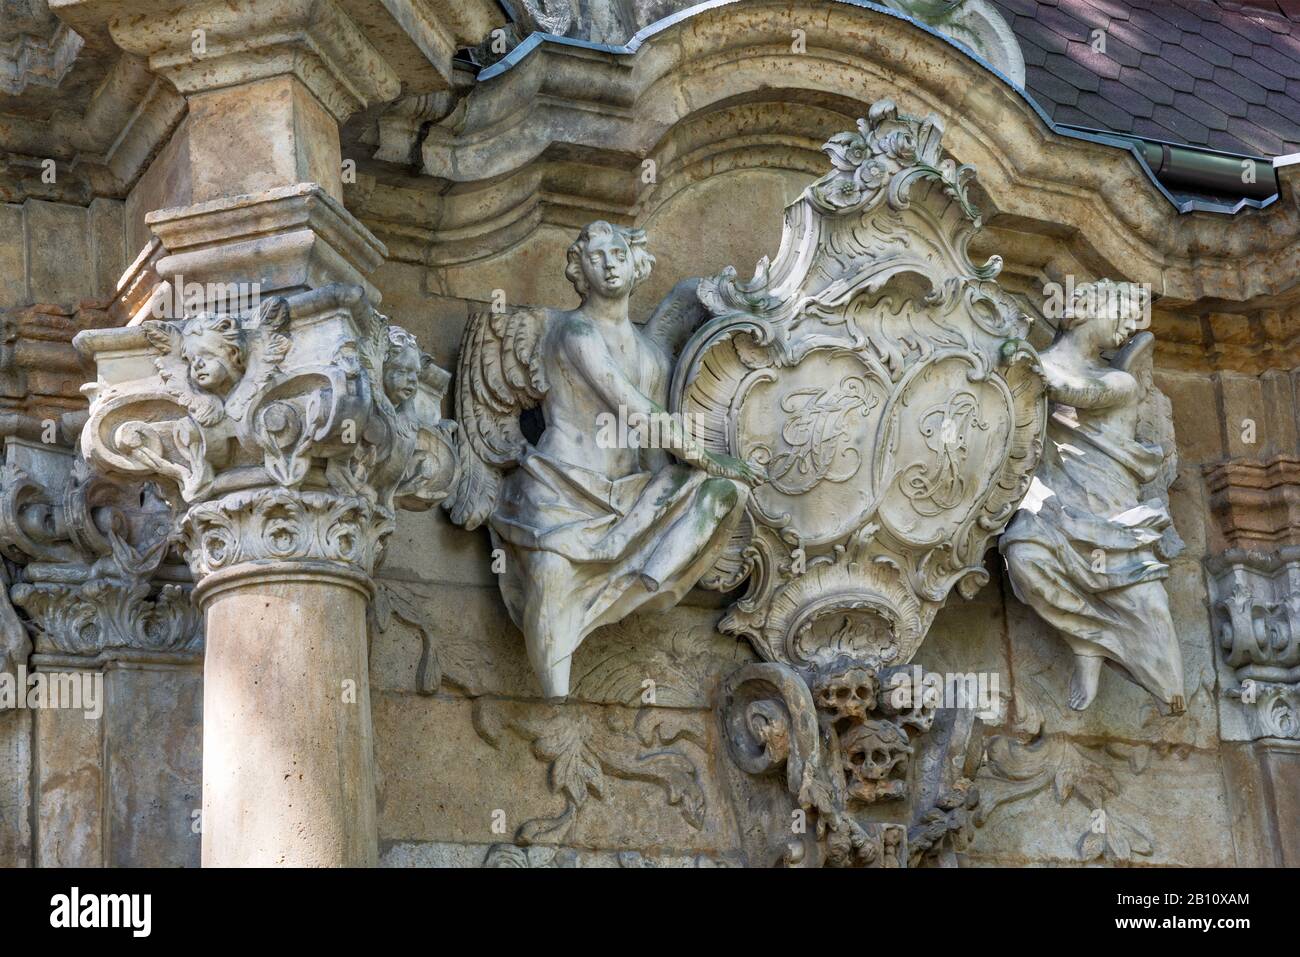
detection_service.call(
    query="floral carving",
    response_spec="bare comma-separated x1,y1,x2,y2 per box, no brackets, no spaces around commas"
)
976,731,1156,863
472,699,708,846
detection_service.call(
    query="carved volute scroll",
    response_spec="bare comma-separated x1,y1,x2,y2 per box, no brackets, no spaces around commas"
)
674,98,1046,675
75,283,459,592
0,451,201,663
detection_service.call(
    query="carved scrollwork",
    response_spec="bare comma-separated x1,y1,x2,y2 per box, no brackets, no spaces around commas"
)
0,454,201,661
674,99,1046,674
75,283,460,585
1206,547,1300,740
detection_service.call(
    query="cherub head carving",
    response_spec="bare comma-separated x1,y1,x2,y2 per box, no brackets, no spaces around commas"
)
1061,279,1149,352
565,221,655,302
383,327,423,409
143,297,290,429
179,314,248,396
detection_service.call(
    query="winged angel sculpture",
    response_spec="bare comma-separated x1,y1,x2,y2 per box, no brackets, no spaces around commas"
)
446,222,763,698
1001,281,1185,713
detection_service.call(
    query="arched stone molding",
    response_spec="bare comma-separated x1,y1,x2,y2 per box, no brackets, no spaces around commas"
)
345,0,1300,310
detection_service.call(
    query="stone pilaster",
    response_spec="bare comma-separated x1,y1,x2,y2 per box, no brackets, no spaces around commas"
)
51,0,479,866
1204,455,1300,866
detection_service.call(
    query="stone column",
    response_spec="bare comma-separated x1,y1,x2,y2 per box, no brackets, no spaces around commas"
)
51,0,490,866
76,285,458,865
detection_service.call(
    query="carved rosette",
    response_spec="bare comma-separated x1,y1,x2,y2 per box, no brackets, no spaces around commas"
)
673,99,1046,674
74,283,459,592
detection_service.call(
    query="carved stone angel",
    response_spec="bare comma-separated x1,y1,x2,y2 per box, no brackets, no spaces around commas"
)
1000,280,1184,713
446,221,762,698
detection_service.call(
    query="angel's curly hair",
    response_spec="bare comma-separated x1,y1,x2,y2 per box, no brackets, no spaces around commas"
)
181,313,247,374
386,325,421,361
1059,279,1148,331
565,221,655,299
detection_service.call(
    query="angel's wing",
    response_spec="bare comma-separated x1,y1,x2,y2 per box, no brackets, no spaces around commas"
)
227,297,290,420
444,306,549,529
641,278,710,359
142,321,223,426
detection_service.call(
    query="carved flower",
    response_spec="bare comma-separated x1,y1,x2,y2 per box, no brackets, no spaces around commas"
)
822,131,869,171
854,158,888,192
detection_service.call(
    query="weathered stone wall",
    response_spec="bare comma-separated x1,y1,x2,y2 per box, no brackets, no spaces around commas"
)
359,158,1300,866
2,0,1297,869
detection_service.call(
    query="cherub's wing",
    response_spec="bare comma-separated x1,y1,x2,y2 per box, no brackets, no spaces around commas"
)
641,278,710,359
227,297,290,420
142,320,223,426
444,306,549,529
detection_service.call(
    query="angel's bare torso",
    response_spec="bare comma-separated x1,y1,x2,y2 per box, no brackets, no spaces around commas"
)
537,308,672,480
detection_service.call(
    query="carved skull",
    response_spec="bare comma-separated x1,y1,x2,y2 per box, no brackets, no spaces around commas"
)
840,719,911,802
812,664,879,723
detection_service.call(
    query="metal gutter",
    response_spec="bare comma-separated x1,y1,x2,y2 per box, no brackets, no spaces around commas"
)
476,0,1284,216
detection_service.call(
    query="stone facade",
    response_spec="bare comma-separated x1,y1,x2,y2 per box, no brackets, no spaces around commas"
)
0,0,1297,868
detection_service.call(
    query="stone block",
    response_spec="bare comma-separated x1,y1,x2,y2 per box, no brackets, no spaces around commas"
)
972,741,1235,867
371,577,754,707
24,200,91,306
103,664,203,868
34,680,102,867
0,710,33,866
0,203,25,308
1154,369,1222,467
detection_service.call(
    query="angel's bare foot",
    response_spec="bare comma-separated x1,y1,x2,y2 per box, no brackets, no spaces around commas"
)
1069,654,1103,710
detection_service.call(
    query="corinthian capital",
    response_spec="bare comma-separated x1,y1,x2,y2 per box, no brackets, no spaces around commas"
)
75,283,458,587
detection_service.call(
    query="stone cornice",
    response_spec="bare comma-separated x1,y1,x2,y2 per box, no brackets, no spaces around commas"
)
0,47,186,202
52,0,503,120
99,0,400,123
344,0,1299,311
1205,457,1300,552
0,0,83,96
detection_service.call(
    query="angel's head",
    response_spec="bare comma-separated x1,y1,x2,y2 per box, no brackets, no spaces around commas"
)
181,314,247,396
384,327,423,407
566,221,654,302
1059,280,1148,352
